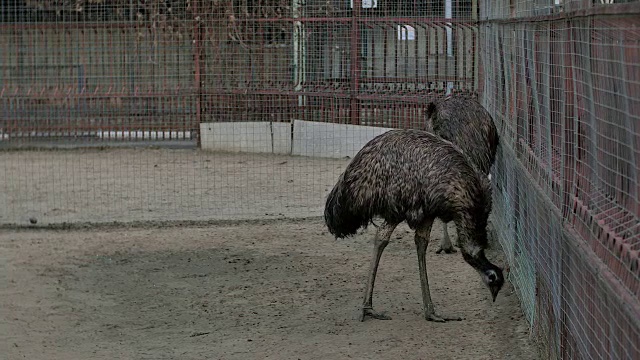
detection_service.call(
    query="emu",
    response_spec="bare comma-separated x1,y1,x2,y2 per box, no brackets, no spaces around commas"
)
324,129,504,322
425,95,499,255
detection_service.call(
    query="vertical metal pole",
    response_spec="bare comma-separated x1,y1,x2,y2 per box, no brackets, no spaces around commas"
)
445,0,453,95
582,18,598,199
472,0,478,20
129,0,135,95
543,25,553,173
472,0,479,93
562,22,575,220
350,0,361,125
193,0,202,147
617,32,638,206
293,0,305,107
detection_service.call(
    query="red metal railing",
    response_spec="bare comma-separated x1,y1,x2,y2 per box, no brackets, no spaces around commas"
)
480,1,640,358
1,2,477,145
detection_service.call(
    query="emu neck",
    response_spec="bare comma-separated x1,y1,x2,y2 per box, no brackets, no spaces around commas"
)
453,216,493,272
460,248,494,272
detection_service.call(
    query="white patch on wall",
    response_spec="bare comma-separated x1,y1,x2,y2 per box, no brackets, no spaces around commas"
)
397,25,415,41
350,0,377,9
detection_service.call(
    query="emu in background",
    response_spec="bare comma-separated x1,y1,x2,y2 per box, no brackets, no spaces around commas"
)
425,95,500,255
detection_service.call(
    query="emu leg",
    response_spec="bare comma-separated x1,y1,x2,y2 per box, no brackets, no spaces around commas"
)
436,221,457,254
360,221,397,322
415,219,463,322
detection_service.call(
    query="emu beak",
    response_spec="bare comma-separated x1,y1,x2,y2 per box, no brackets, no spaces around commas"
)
490,286,500,302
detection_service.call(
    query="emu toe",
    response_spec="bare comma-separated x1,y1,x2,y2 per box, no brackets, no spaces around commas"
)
435,245,457,254
360,307,392,321
426,312,463,322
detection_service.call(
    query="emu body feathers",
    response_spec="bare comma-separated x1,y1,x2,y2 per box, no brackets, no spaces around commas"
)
324,129,491,240
425,95,500,254
425,94,499,176
324,122,504,322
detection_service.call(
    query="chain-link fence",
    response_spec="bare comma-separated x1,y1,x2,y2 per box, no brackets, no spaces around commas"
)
480,0,639,358
2,1,639,357
0,1,476,225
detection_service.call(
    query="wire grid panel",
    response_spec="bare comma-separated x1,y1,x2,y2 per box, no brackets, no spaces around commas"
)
480,1,640,358
0,1,478,226
0,6,198,142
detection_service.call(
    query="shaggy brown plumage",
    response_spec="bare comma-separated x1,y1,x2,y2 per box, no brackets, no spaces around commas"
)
425,94,500,254
324,129,504,322
425,94,499,175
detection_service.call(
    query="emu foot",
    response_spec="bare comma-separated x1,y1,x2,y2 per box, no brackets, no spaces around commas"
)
426,312,463,322
435,245,457,254
360,307,392,321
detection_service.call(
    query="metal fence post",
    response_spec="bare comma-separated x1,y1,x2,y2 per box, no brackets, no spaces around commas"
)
350,0,361,125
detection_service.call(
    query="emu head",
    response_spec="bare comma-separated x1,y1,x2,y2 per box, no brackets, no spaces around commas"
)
482,264,505,302
426,101,438,120
424,102,438,131
461,248,506,302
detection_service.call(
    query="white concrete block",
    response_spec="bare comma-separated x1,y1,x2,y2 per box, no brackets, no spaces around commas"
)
271,122,292,154
291,120,394,159
200,122,272,153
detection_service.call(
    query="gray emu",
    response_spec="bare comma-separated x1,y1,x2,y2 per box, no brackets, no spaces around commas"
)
324,129,504,322
425,95,499,255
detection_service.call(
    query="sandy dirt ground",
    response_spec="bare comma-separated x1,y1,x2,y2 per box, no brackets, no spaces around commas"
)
0,148,349,226
1,219,538,360
1,148,538,359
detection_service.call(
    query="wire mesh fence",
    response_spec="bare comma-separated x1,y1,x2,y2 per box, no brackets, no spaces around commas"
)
2,0,639,357
480,0,639,358
0,1,477,226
